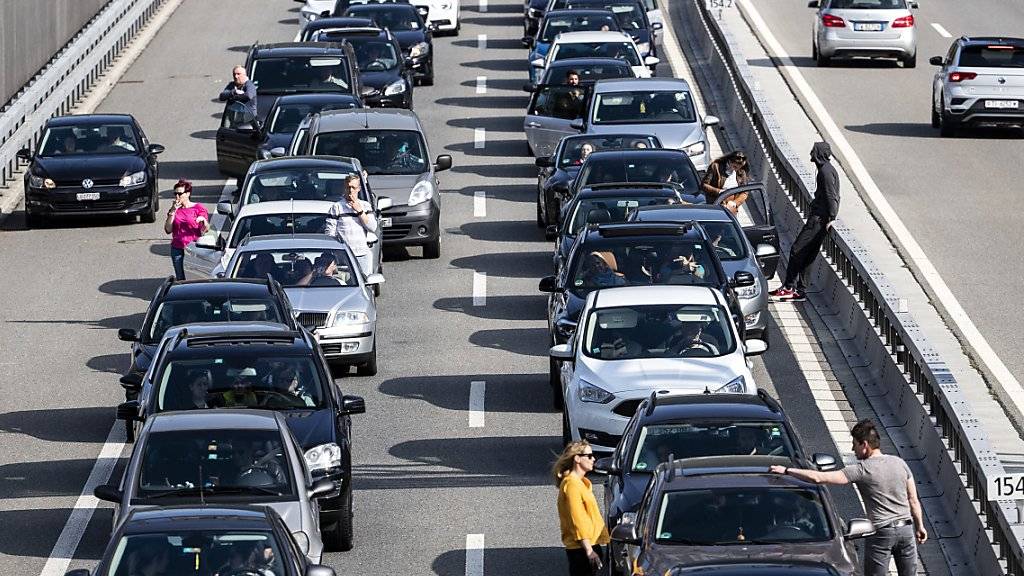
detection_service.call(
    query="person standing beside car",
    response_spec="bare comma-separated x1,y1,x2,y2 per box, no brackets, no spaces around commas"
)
553,440,609,576
701,150,750,207
164,179,210,281
324,174,377,276
219,65,257,117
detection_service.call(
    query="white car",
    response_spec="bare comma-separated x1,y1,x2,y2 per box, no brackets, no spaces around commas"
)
531,31,658,83
550,285,767,451
419,0,461,34
298,0,338,34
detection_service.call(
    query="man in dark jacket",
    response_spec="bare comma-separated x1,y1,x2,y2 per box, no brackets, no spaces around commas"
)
219,65,257,118
769,141,840,302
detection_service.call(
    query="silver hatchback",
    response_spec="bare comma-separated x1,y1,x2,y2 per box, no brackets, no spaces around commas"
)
809,0,917,67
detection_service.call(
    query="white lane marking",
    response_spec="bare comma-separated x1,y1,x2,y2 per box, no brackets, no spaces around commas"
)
474,191,487,217
479,0,488,12
473,271,487,306
930,22,952,38
39,424,126,576
476,75,487,94
739,0,1024,427
469,381,486,427
466,534,485,576
208,178,236,231
474,128,486,149
478,34,488,50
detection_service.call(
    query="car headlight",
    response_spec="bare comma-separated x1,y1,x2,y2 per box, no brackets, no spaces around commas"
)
119,170,146,187
683,141,706,157
578,380,615,404
735,281,761,300
304,443,342,473
384,80,407,96
528,7,542,18
408,179,434,206
636,42,651,56
333,311,369,326
302,11,318,22
29,174,56,189
410,42,430,58
715,376,747,394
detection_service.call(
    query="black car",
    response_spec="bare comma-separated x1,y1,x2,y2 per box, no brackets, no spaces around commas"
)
309,27,414,108
534,133,659,230
538,222,752,406
536,56,635,86
569,148,702,198
65,506,337,576
299,17,379,41
245,42,363,121
18,114,164,226
560,0,661,59
343,3,434,85
523,0,548,42
552,182,680,255
670,563,843,576
118,324,365,550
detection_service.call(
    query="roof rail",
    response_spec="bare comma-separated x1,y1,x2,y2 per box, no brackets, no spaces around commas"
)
644,390,657,417
583,182,676,191
589,222,695,237
756,389,783,414
156,275,176,301
665,452,676,481
171,327,190,350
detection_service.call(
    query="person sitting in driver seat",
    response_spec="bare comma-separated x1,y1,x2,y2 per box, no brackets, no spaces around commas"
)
581,251,626,288
656,245,705,283
665,321,720,357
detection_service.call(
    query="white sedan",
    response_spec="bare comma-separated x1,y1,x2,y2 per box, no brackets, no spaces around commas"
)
550,285,767,452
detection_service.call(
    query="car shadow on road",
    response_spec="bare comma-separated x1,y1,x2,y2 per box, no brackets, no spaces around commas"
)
378,372,552,413
435,94,529,108
434,295,548,320
0,407,114,444
446,139,528,157
87,353,130,375
0,458,108,499
458,77,530,92
432,546,566,576
451,38,523,50
6,310,145,331
846,122,1024,139
450,220,545,242
99,277,166,301
460,15,523,27
446,115,525,132
451,163,538,179
450,251,551,278
0,508,106,559
450,184,535,205
469,327,550,356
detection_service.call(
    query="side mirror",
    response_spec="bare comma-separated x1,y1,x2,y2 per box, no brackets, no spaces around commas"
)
308,477,336,499
216,200,234,217
365,273,385,286
341,395,366,415
549,343,574,359
744,338,768,356
929,56,944,66
148,143,165,155
305,566,337,576
845,518,875,540
610,522,640,544
812,453,838,471
434,154,453,172
531,58,545,68
644,56,660,66
538,275,558,292
117,400,140,421
16,148,32,161
651,22,663,30
376,197,393,211
93,484,123,503
119,373,143,390
807,0,819,6
117,328,140,342
535,156,554,167
703,115,720,127
594,456,619,475
522,82,537,93
755,243,778,258
570,119,585,131
269,146,286,158
732,270,755,287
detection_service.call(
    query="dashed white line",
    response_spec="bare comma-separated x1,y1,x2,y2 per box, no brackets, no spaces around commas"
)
473,271,487,306
477,33,488,50
476,75,487,94
469,381,486,427
466,534,485,576
479,0,488,12
474,128,486,149
930,22,952,38
474,191,487,217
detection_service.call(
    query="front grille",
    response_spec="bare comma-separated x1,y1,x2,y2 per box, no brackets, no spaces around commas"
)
54,178,121,187
296,312,328,330
612,399,643,418
51,200,127,212
383,224,412,240
321,343,343,354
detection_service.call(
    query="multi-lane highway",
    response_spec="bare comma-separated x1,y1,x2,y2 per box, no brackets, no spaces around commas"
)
0,0,909,573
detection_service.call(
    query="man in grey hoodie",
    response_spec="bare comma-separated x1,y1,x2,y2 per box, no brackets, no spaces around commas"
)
770,141,840,302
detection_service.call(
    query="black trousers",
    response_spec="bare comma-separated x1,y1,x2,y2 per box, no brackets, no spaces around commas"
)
565,545,604,576
783,215,829,291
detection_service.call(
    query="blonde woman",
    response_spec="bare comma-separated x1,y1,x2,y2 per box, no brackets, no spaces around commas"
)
554,441,609,576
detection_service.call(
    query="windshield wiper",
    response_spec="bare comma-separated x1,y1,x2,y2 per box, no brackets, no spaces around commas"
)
143,485,283,499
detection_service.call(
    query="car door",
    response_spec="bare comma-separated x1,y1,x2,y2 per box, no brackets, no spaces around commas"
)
183,224,227,279
217,102,262,177
715,183,779,279
525,84,590,158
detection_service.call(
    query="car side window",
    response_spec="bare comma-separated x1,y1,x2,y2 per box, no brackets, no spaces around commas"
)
222,101,257,130
616,415,640,468
947,43,959,67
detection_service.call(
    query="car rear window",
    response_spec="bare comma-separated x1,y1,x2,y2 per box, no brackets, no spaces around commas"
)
631,422,795,472
959,45,1024,68
827,0,906,8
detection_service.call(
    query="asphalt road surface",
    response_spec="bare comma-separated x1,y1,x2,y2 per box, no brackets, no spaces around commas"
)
0,0,863,574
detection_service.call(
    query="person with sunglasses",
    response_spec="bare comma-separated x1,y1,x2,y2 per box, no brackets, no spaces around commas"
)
163,179,210,280
553,440,609,576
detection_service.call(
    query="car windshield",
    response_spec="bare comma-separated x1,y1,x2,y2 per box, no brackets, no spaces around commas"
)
350,37,400,71
577,156,700,193
229,214,330,248
137,429,294,499
250,56,352,93
631,422,795,472
541,13,620,42
582,304,735,360
145,299,285,343
345,6,420,30
268,101,359,134
701,220,747,261
312,129,427,175
38,123,138,156
104,530,285,576
231,248,359,288
544,62,633,84
556,135,659,167
553,41,641,66
155,356,326,411
568,196,675,234
655,487,832,544
828,0,906,8
241,168,357,205
593,90,697,124
528,85,589,120
569,237,720,293
606,3,646,30
959,45,1024,68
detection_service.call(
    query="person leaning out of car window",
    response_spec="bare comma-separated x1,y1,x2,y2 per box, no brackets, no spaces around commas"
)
324,174,377,276
553,440,609,576
164,179,210,281
701,150,750,211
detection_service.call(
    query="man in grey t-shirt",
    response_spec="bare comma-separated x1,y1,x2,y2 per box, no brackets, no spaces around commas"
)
768,419,927,576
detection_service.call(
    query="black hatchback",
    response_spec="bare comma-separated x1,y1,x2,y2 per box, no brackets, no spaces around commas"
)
19,114,164,227
344,3,435,85
309,28,415,109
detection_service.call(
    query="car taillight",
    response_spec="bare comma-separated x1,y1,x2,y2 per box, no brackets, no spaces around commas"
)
949,71,977,82
892,14,914,27
822,14,845,27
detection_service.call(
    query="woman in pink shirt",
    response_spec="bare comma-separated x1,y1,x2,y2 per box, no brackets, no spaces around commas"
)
163,179,210,280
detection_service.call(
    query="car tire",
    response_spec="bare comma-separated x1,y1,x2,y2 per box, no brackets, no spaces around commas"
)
141,191,157,223
125,418,136,443
422,238,441,259
939,98,958,137
372,283,381,297
356,343,377,376
902,52,916,68
324,483,354,552
561,409,572,446
421,63,435,86
816,51,830,67
931,99,940,128
550,356,564,410
24,209,44,229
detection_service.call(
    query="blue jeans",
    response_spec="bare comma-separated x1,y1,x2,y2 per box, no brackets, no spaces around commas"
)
170,246,185,281
864,524,918,576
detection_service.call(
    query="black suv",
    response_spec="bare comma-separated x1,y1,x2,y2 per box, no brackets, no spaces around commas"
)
343,3,434,85
307,27,414,109
244,42,363,121
538,222,753,407
118,323,365,551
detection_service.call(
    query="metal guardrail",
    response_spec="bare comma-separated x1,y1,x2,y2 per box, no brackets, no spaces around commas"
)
0,0,166,190
675,0,1024,573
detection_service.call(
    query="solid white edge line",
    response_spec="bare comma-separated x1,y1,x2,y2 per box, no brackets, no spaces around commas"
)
738,0,1024,424
474,128,486,149
476,75,487,94
469,381,486,427
473,271,487,306
478,33,488,50
474,191,486,217
465,534,485,576
930,22,952,38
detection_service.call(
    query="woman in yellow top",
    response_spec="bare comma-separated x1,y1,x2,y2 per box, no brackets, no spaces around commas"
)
553,440,610,576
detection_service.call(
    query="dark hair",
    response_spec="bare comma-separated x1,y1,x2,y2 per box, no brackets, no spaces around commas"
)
174,179,193,194
850,419,880,449
566,69,580,78
725,150,747,165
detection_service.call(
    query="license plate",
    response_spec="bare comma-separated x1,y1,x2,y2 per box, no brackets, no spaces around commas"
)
853,22,883,31
76,192,100,201
380,217,393,228
985,99,1019,109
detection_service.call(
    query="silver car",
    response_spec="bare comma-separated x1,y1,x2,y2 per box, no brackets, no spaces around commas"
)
93,410,332,565
930,36,1024,136
809,0,918,67
225,234,382,373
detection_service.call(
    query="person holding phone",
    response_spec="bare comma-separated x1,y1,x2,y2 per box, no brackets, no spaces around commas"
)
164,179,210,280
553,441,609,575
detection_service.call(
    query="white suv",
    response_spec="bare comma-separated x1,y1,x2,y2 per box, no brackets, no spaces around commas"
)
930,36,1024,137
550,285,766,451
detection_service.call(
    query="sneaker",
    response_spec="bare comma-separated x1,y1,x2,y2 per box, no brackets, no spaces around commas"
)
789,290,807,302
769,287,796,301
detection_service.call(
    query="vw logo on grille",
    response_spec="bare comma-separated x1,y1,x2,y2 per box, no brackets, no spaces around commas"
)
81,178,94,189
999,77,1007,84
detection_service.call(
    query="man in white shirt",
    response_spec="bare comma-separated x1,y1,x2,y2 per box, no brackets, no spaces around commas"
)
324,174,377,276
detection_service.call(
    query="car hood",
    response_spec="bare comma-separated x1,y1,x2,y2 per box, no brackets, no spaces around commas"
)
530,42,551,61
360,70,403,90
367,173,427,206
33,154,145,181
280,408,336,450
393,31,427,50
285,286,373,318
647,541,855,575
589,122,702,151
581,357,746,393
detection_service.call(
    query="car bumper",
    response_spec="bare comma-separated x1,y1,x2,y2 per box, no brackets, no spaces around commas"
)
407,54,432,78
429,4,459,30
819,29,916,58
380,201,440,246
313,468,348,513
312,325,375,360
25,183,153,217
945,95,1024,126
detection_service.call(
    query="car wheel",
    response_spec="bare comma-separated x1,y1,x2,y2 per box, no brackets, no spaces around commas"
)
902,52,917,68
356,343,377,376
422,238,441,259
372,283,381,297
939,98,958,137
421,63,435,86
24,209,44,229
561,409,572,445
324,483,354,552
550,356,564,410
455,20,461,35
931,98,940,128
125,418,136,443
141,191,157,223
816,50,830,67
